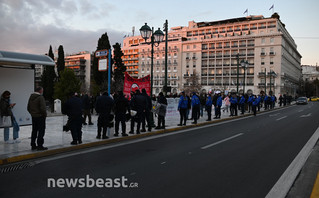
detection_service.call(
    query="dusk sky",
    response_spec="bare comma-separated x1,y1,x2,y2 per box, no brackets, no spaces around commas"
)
0,0,318,65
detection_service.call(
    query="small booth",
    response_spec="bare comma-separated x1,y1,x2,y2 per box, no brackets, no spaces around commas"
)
0,50,55,126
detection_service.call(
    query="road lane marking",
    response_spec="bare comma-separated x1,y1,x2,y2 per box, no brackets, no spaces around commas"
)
201,133,244,150
300,113,312,118
266,126,319,198
269,113,280,117
161,161,166,165
276,116,287,121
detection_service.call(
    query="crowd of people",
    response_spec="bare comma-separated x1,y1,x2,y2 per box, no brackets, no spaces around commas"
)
0,87,295,151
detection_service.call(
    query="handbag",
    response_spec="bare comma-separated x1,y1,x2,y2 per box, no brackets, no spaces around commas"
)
0,116,12,127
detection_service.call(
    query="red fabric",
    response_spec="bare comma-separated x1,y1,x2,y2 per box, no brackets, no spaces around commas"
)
123,72,150,99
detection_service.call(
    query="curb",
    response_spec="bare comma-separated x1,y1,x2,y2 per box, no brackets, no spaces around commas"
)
0,105,293,166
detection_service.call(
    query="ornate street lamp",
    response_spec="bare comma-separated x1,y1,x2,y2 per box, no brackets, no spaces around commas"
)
240,60,249,94
139,23,164,96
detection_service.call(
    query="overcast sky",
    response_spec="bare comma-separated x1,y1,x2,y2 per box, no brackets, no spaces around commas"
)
0,0,318,65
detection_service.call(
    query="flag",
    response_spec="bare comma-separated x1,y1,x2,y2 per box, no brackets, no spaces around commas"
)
269,4,274,10
243,9,248,15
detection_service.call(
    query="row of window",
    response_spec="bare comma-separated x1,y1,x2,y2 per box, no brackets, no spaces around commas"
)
186,21,276,36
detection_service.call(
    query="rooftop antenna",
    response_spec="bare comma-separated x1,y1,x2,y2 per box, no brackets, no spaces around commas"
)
132,26,135,36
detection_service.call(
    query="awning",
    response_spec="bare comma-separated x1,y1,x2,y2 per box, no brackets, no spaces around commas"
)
0,50,55,68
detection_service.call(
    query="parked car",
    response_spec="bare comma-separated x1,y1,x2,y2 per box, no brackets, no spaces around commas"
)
296,97,308,105
308,96,319,101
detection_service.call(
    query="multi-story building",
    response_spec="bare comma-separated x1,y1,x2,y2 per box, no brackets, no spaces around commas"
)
65,51,93,92
302,65,319,82
122,13,302,96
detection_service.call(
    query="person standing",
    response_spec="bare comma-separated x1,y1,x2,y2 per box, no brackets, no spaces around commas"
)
191,92,200,124
199,93,206,117
64,92,83,145
252,95,258,116
178,91,188,126
230,94,238,116
223,94,230,113
114,91,129,137
257,95,262,111
0,91,20,144
82,93,93,125
141,89,152,132
279,94,283,107
214,93,222,119
95,92,114,139
27,86,47,150
205,93,213,121
155,92,167,129
130,90,147,133
247,94,253,113
239,94,246,115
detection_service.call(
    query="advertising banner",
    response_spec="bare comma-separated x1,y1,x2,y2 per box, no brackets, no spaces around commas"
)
123,72,150,99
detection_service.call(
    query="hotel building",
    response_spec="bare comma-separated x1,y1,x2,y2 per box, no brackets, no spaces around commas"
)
64,51,93,92
122,13,302,96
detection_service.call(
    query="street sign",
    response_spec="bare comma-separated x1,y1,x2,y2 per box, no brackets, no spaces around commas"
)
95,50,108,57
98,58,107,71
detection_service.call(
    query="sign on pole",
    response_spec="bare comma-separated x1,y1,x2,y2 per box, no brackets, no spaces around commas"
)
98,58,107,71
95,50,108,57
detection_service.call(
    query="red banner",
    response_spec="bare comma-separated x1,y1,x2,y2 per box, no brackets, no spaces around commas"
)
123,72,150,99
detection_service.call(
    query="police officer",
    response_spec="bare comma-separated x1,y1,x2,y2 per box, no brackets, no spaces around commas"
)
114,91,129,137
95,92,114,139
178,91,188,126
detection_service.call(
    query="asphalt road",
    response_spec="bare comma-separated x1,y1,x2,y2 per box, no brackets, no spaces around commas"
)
1,103,319,198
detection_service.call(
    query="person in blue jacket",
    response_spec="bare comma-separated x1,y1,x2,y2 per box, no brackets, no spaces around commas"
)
264,94,269,110
252,95,258,116
191,92,200,124
214,93,222,119
257,95,262,111
178,91,188,126
239,94,246,115
205,93,213,121
248,95,253,113
230,94,238,116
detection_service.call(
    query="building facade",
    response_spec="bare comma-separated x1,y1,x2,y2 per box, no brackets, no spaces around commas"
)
302,65,319,82
65,51,93,92
122,13,302,96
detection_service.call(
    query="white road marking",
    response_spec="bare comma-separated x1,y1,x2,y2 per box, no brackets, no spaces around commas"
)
300,113,312,118
201,133,244,150
161,161,166,165
276,116,287,121
269,113,280,117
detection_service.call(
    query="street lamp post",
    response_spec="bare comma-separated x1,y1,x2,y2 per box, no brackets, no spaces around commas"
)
163,20,169,96
139,23,164,96
240,60,249,95
236,54,239,94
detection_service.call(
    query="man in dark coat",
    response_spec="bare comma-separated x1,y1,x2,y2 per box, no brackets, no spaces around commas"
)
95,92,114,139
130,90,146,134
64,92,83,145
114,91,129,137
155,92,168,129
82,93,93,125
141,89,152,132
27,86,47,150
